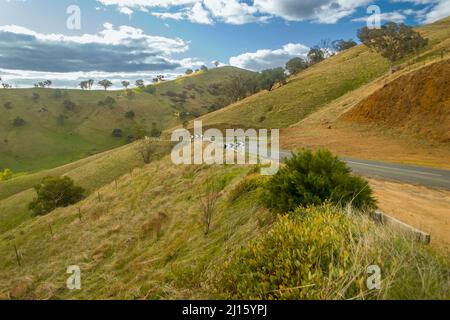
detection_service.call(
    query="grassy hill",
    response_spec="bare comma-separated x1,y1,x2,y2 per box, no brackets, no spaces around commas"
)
0,140,173,235
280,17,450,169
0,153,448,299
191,17,450,132
1,18,450,300
0,67,253,172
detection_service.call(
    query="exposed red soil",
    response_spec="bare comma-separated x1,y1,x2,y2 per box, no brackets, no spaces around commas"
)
341,59,450,142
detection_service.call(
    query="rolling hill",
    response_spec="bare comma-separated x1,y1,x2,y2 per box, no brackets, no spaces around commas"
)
0,66,253,172
1,17,450,300
0,152,448,300
191,17,450,132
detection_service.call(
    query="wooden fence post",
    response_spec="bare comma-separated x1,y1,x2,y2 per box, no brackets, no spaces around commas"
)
14,244,21,267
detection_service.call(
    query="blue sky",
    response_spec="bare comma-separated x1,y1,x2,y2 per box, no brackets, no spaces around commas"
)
0,0,448,88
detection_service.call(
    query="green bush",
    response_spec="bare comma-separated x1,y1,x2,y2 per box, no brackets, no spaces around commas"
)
13,117,26,127
0,168,14,181
216,205,450,300
28,176,85,216
228,175,262,202
217,206,367,299
262,149,376,212
112,128,123,138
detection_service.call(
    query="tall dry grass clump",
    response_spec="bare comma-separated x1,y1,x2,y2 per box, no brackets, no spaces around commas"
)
215,204,450,300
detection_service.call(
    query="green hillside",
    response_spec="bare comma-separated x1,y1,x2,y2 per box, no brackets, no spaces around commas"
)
0,67,253,172
0,140,174,234
0,153,448,299
193,17,450,131
1,18,450,300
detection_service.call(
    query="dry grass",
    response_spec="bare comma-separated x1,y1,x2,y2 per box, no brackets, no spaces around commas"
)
0,156,272,299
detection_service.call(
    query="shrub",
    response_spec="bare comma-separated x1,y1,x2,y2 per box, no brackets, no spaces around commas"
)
200,178,221,235
262,149,376,212
125,111,135,119
144,85,156,94
63,100,76,111
217,206,368,299
112,128,123,138
98,96,116,107
228,175,262,202
28,176,85,216
0,168,14,181
216,205,450,300
3,101,12,109
13,117,26,127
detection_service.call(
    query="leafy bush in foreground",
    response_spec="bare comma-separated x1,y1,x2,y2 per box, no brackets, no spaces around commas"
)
262,149,376,212
0,168,14,181
216,205,450,300
28,176,85,216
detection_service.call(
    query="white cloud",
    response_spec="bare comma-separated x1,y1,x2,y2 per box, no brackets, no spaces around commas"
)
390,0,450,23
96,0,373,25
0,23,188,53
423,0,450,23
229,43,310,71
152,1,214,24
118,6,134,17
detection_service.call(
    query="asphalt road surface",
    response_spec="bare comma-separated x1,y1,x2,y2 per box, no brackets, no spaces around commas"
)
193,138,450,190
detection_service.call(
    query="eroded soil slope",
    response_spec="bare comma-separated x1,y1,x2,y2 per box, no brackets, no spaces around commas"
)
342,59,450,142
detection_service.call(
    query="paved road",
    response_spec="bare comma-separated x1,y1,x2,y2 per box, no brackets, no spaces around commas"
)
277,150,450,190
196,138,450,190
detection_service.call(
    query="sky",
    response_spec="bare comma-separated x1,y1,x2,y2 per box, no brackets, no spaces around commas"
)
0,0,449,89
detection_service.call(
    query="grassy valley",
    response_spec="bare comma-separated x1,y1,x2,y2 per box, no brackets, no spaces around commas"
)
0,67,253,172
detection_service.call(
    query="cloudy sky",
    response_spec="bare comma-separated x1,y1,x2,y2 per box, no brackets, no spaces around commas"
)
0,0,448,89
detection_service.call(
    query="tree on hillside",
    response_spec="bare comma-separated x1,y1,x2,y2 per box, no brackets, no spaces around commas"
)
332,39,358,52
224,74,260,103
121,81,130,90
79,81,88,90
307,47,325,65
135,79,145,88
136,137,154,164
201,65,208,71
98,79,113,91
286,57,308,75
214,61,220,68
87,79,94,90
185,69,193,75
259,68,287,92
28,176,85,216
357,22,428,67
43,80,52,88
156,75,165,82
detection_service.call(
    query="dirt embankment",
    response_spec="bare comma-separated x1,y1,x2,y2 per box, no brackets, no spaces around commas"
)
342,59,450,142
